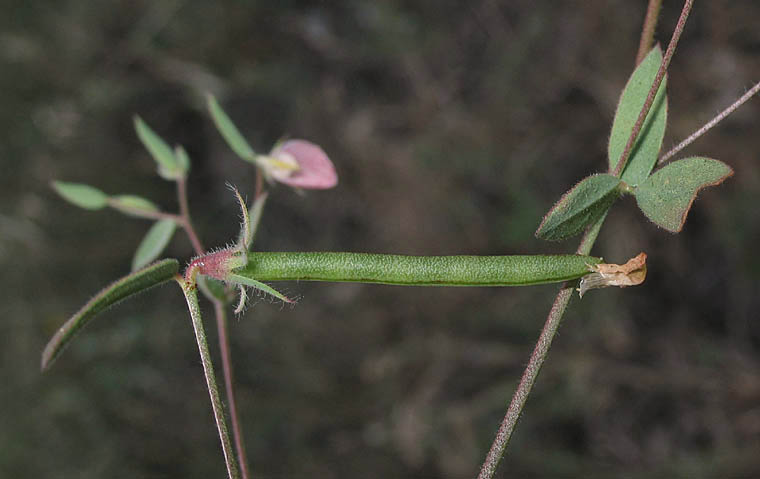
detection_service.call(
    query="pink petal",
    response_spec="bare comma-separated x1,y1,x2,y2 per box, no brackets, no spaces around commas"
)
271,139,338,189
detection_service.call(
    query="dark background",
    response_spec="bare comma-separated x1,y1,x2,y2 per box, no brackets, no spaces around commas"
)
2,1,760,477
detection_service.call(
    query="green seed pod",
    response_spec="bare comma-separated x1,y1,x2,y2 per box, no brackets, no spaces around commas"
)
235,252,602,287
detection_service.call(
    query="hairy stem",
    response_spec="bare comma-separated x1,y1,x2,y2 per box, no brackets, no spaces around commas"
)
214,299,250,479
659,79,760,164
612,0,694,177
636,0,662,65
176,176,250,477
478,3,695,477
179,279,240,479
477,214,607,479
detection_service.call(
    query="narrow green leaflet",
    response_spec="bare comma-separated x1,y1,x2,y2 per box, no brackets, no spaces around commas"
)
535,174,621,241
132,219,177,271
41,258,179,370
227,274,293,303
110,195,159,217
207,94,257,163
608,46,668,186
634,157,733,232
174,145,191,173
51,181,108,210
246,192,268,250
134,116,185,180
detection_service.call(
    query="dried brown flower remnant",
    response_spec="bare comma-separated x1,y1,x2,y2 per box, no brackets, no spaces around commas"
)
578,252,647,297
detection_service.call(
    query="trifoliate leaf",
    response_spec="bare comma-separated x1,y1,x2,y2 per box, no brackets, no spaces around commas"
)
132,219,177,271
52,181,108,210
608,46,668,186
634,157,733,232
536,174,621,241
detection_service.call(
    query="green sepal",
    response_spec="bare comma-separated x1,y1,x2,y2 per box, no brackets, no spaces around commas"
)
109,195,160,217
134,116,185,180
226,273,293,303
41,258,180,370
132,219,177,271
206,93,257,163
51,181,108,210
536,174,621,241
634,157,733,232
608,46,668,186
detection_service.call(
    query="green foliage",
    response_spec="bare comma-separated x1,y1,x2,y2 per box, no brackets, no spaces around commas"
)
246,192,268,250
207,94,257,163
134,116,187,180
608,46,668,186
41,258,179,370
132,219,178,271
174,145,191,173
634,157,733,232
51,181,108,210
535,174,621,241
109,195,160,217
226,274,293,303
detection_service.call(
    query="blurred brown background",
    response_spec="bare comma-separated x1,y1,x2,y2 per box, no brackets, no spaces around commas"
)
2,1,759,477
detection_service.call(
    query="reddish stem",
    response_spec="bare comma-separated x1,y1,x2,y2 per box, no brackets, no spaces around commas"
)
636,0,662,65
214,300,251,479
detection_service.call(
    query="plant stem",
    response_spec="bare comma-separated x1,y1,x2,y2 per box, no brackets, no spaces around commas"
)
612,0,694,177
636,0,662,65
659,79,760,164
214,299,250,479
177,177,205,255
477,214,606,479
179,279,240,479
176,176,251,478
478,3,696,476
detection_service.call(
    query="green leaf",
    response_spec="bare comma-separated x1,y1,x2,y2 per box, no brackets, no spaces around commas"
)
41,258,179,370
51,181,108,210
608,46,668,186
174,145,191,173
132,219,177,271
226,274,294,303
206,93,257,163
536,174,621,241
634,157,733,232
134,116,184,180
109,195,159,217
246,192,268,250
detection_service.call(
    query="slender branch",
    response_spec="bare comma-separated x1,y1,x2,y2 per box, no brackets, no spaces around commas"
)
612,0,694,177
636,0,662,65
178,279,240,479
659,80,760,164
214,299,251,479
477,214,607,479
478,3,696,476
176,176,252,477
177,177,205,255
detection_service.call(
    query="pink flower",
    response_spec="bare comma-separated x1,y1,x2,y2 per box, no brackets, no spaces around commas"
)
261,139,338,189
